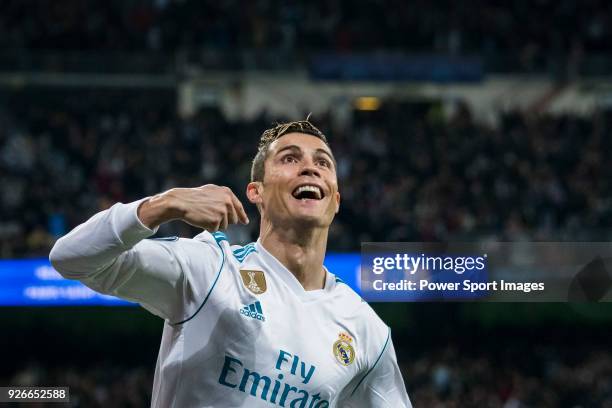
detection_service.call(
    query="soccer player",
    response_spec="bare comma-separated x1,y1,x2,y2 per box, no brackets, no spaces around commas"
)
49,120,411,407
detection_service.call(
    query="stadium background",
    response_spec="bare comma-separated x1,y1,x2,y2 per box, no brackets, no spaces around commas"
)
1,0,612,406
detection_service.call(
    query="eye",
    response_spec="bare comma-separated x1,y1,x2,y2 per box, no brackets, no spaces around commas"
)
317,159,331,168
282,154,298,164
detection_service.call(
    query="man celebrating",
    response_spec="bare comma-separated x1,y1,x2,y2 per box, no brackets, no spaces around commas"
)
50,120,411,407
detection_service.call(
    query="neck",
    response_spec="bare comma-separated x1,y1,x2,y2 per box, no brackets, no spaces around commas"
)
259,221,328,291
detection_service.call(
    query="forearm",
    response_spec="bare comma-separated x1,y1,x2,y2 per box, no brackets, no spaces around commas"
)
137,189,185,229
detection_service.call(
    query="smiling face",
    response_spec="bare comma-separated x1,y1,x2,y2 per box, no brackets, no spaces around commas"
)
247,132,340,229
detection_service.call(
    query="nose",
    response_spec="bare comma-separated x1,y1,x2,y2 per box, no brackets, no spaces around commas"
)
299,161,321,178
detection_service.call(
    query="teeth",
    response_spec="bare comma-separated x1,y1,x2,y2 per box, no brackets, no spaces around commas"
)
294,185,322,199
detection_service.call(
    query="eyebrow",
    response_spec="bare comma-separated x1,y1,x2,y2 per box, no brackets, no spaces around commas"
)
276,144,335,162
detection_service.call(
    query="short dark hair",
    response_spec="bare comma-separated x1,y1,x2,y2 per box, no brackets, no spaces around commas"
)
250,119,331,182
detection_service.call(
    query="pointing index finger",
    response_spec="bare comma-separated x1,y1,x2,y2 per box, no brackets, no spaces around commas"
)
230,192,249,224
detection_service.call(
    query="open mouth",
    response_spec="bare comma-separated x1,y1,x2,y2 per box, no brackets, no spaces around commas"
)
292,185,324,200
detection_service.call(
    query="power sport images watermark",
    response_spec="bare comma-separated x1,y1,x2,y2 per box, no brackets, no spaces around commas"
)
370,253,543,294
360,243,612,302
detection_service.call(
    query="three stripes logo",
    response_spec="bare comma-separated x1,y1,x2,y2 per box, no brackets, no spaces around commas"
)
239,301,266,322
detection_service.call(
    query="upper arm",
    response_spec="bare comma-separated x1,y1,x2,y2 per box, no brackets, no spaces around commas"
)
82,239,222,322
81,236,222,322
339,332,412,408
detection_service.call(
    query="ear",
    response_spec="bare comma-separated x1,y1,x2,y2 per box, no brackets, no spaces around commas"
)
246,181,263,205
334,191,341,214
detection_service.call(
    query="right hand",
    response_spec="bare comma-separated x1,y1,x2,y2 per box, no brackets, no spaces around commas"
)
138,185,249,231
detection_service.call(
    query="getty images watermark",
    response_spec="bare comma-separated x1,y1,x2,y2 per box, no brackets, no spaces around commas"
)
360,243,612,302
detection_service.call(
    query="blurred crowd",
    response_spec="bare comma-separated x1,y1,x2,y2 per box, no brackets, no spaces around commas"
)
0,0,610,57
405,343,612,408
1,90,611,257
3,343,611,407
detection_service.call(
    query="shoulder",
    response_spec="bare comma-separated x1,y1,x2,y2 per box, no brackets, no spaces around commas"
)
193,230,227,248
145,230,224,258
139,231,225,272
193,230,258,264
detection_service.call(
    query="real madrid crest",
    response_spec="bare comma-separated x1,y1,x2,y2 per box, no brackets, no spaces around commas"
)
333,332,355,366
239,269,267,294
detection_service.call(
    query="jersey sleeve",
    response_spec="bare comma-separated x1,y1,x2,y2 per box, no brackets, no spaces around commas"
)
338,331,412,408
49,199,222,322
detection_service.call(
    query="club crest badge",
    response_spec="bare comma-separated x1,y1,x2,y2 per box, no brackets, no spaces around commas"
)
239,269,267,294
333,332,355,366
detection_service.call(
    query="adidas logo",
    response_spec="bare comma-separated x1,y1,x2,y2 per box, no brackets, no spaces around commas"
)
239,301,266,322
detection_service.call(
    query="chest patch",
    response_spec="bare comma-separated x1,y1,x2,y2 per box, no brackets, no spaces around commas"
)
239,269,267,294
333,332,356,366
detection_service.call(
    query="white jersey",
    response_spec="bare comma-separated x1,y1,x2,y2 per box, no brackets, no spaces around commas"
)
49,199,411,408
